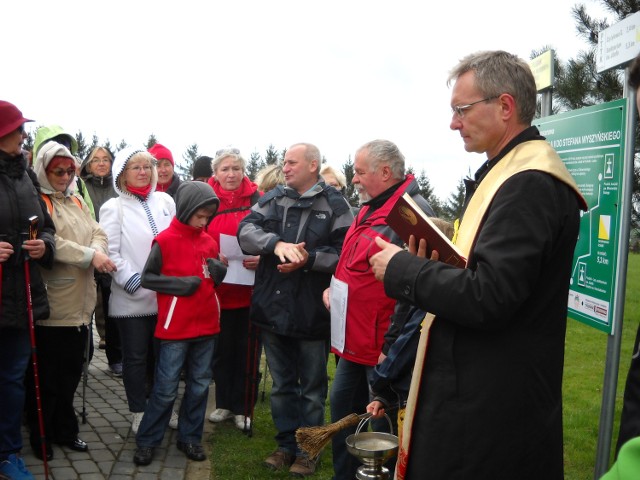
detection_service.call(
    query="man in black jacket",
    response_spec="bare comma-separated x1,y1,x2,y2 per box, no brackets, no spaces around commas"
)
238,142,353,476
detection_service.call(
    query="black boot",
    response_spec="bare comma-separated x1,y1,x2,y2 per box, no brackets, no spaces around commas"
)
30,439,53,461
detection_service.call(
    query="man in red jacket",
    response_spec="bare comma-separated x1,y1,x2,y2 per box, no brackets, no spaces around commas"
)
323,139,434,480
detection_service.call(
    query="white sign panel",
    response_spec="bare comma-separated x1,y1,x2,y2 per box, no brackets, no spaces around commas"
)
596,11,640,73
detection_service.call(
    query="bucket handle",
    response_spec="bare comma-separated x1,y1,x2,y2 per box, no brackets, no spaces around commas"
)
355,412,393,435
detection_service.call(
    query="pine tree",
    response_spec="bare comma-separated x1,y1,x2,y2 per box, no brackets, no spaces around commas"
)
87,134,99,156
265,144,279,165
104,139,115,154
441,178,465,222
341,155,359,207
146,134,157,150
416,169,443,217
75,131,88,159
247,150,265,181
176,143,200,180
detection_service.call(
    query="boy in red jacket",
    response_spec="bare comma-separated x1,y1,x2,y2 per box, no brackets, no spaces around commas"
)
133,181,226,466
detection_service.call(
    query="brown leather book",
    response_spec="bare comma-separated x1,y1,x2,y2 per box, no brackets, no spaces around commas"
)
385,193,467,268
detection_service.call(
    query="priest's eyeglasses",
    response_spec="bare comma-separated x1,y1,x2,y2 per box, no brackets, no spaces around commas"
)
451,96,498,118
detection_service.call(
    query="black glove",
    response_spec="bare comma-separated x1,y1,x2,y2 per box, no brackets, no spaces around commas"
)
207,258,227,287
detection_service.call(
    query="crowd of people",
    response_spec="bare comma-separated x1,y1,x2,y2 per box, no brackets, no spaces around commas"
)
1,47,639,480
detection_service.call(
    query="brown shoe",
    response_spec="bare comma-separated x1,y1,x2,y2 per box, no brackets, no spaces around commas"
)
264,449,293,471
289,455,318,477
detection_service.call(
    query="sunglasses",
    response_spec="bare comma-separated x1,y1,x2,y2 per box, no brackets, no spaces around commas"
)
49,168,76,178
215,147,240,157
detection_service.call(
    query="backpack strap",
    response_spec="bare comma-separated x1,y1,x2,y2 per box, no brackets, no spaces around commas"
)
214,190,260,216
72,195,82,210
40,193,83,216
215,206,252,216
41,193,53,216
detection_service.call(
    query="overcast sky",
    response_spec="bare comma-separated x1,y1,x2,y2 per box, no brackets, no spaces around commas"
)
2,0,609,199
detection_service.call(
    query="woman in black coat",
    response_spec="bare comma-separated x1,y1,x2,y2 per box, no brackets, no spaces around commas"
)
0,100,55,478
80,146,122,375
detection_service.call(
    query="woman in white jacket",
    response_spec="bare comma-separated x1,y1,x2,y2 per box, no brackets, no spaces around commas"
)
99,147,175,433
27,141,115,461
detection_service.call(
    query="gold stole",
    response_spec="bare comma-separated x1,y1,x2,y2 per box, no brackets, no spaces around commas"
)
395,140,585,479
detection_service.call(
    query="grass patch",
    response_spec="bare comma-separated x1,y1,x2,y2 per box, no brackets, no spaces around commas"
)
211,254,640,479
564,252,640,479
209,357,337,479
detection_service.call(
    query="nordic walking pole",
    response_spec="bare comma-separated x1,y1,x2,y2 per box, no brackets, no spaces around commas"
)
261,360,269,403
242,321,260,437
23,221,49,479
81,314,92,424
0,234,6,316
242,321,252,435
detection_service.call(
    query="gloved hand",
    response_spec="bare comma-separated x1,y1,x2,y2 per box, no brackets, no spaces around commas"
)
207,258,227,287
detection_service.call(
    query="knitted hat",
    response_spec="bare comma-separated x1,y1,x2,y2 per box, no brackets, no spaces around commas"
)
192,156,213,180
601,437,640,480
148,143,174,166
0,100,34,138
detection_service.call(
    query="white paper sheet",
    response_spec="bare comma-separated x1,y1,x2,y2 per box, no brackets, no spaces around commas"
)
219,234,256,286
330,276,348,353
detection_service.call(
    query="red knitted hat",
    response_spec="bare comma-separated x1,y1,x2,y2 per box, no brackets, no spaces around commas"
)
148,143,174,167
0,100,34,138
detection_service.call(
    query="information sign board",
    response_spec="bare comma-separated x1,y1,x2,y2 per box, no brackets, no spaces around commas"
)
596,11,640,72
535,99,627,333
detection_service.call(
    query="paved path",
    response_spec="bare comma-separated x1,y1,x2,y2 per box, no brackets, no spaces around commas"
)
21,330,214,480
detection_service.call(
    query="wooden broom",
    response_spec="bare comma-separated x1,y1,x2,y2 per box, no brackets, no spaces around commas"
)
296,412,371,459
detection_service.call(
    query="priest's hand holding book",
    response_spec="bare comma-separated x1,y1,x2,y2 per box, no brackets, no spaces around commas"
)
370,234,437,283
385,193,466,268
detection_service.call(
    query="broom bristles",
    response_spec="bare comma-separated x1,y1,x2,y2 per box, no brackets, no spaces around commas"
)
296,413,363,459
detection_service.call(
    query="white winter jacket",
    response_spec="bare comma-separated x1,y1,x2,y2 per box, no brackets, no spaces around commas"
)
99,147,176,318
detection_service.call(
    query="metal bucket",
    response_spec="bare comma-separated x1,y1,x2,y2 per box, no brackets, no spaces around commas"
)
345,414,398,480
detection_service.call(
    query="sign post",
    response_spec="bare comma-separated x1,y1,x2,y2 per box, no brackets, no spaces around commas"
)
596,11,640,73
530,50,555,117
535,93,635,479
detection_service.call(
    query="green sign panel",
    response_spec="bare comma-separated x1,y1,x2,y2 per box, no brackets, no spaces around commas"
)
535,99,627,333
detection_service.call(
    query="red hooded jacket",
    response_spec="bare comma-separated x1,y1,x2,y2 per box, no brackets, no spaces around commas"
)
153,218,221,340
